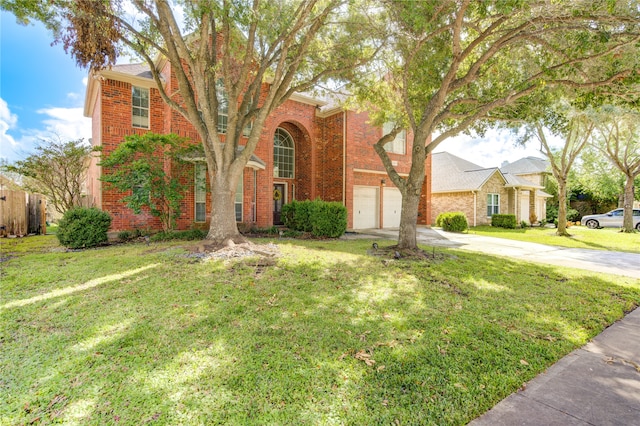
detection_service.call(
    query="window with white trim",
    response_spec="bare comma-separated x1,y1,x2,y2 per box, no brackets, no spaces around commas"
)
383,122,406,155
235,178,243,222
216,79,228,134
273,128,294,178
487,193,500,216
194,163,207,222
132,86,149,128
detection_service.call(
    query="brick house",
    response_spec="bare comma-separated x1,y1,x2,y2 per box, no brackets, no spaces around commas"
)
430,152,550,226
84,62,432,232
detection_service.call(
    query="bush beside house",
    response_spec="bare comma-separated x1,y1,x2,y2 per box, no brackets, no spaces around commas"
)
57,207,112,248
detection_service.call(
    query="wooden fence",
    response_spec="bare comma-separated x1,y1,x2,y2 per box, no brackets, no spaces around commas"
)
0,190,46,237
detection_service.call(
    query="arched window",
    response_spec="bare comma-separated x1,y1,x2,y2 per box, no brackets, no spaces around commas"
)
273,128,294,178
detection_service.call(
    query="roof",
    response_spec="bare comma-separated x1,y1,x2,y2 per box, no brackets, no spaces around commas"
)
110,63,154,79
502,172,544,189
500,156,549,175
85,62,328,117
431,152,505,193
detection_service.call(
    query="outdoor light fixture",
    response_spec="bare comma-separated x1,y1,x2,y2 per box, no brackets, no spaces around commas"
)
381,179,386,186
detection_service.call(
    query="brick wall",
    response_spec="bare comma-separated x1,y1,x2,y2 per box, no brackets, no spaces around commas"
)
91,63,418,232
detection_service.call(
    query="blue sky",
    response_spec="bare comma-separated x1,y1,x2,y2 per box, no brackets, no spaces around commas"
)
0,9,545,168
1,11,91,163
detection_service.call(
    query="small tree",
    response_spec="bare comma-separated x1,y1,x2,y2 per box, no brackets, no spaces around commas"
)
1,137,91,214
592,106,640,232
99,133,189,232
526,106,595,236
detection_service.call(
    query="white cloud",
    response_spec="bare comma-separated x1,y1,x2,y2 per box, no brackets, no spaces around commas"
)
433,127,547,168
36,107,91,142
0,102,91,162
0,98,19,160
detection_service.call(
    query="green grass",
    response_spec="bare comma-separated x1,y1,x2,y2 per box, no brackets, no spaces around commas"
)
469,225,640,254
2,235,639,425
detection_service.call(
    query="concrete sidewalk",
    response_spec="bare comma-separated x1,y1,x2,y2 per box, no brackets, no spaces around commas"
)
470,307,640,426
352,227,640,279
348,227,640,425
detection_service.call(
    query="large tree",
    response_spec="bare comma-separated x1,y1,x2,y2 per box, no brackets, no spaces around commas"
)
1,137,92,214
592,105,640,232
3,0,377,243
351,0,640,249
526,107,595,236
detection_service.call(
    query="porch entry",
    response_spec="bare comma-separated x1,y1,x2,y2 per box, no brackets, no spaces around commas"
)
273,183,286,225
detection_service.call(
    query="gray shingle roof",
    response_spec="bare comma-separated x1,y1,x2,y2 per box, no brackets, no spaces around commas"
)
500,156,549,175
431,152,504,193
111,63,154,80
502,172,543,189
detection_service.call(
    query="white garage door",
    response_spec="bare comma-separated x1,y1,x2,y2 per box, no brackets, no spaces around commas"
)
383,187,402,228
353,186,379,229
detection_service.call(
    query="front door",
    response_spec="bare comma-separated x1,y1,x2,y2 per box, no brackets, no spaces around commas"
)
273,183,285,225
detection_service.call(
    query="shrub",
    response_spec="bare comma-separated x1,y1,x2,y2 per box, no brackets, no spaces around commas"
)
250,226,279,235
309,200,347,237
149,229,206,242
283,199,347,237
567,208,581,223
436,212,468,232
520,220,528,229
282,200,313,232
546,204,558,224
491,214,517,229
118,230,133,241
57,207,112,249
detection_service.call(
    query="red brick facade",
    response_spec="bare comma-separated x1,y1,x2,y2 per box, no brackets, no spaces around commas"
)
84,63,432,232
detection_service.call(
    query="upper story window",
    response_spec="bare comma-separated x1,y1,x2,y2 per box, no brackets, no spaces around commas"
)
383,122,406,155
273,128,294,179
132,86,149,129
217,79,228,134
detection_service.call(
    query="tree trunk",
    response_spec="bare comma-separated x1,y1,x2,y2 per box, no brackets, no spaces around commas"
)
621,175,635,233
556,178,570,236
397,184,421,249
397,144,427,250
207,177,244,244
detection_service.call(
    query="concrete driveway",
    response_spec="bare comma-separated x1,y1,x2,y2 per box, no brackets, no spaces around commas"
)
353,227,640,279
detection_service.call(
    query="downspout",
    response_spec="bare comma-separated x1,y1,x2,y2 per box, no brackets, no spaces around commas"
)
473,190,477,227
514,188,518,223
253,169,257,222
342,111,346,205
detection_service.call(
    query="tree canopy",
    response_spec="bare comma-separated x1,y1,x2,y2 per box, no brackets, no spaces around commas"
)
3,0,379,242
351,0,640,248
1,137,92,214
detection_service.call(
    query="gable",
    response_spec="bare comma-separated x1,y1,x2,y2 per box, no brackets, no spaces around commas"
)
432,152,505,193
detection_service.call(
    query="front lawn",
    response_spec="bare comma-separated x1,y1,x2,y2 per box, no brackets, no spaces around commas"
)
2,235,639,425
469,225,640,254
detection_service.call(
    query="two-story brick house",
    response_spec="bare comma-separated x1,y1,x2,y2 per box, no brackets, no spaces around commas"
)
84,61,432,232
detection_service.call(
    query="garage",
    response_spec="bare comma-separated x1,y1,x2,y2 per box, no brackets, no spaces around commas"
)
383,187,402,228
353,186,379,229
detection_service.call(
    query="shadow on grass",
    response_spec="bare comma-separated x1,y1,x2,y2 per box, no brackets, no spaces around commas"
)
2,238,639,424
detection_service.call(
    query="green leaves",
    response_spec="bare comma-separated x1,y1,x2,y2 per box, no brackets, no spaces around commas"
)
99,133,190,231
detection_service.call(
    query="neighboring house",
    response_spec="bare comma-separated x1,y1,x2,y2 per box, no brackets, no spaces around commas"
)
500,156,552,225
84,62,431,232
430,152,551,226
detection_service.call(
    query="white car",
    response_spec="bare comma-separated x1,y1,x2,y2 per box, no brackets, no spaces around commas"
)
580,208,640,230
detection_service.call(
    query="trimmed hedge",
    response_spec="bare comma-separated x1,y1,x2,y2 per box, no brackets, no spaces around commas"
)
282,199,347,238
57,207,112,249
436,212,468,232
491,214,517,229
282,200,313,232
